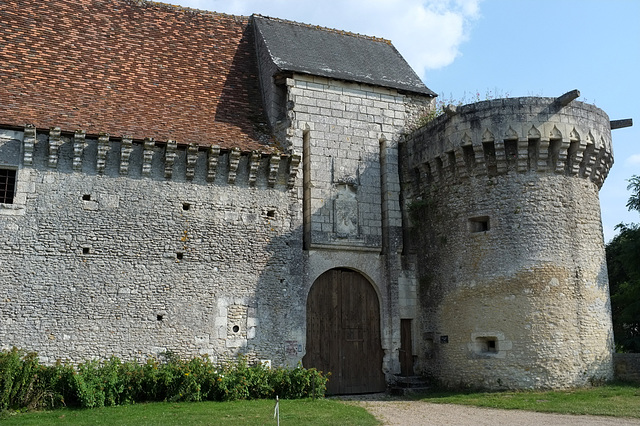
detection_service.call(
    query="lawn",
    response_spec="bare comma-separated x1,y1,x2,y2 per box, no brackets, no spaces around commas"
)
0,398,379,425
4,383,640,424
417,382,640,418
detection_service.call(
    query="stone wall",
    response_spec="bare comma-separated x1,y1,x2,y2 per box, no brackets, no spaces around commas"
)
0,72,432,378
283,74,431,376
0,71,433,381
0,127,305,366
1,83,617,391
614,353,640,383
401,97,615,389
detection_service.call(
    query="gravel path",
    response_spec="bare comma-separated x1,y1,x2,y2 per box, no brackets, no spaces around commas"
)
336,394,640,426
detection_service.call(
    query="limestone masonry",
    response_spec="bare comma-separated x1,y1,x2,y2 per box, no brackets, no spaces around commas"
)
0,0,621,392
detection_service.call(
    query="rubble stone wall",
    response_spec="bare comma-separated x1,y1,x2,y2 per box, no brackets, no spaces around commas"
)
401,97,615,389
0,128,304,366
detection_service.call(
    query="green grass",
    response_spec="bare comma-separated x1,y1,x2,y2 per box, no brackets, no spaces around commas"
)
0,398,379,426
4,384,640,424
417,382,640,418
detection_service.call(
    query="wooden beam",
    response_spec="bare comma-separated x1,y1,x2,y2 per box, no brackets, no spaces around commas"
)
610,119,633,130
555,89,580,106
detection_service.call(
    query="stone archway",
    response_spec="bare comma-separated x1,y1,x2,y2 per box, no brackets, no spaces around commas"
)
303,268,386,394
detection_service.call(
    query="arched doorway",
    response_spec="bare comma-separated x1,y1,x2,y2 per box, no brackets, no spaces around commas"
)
303,268,386,394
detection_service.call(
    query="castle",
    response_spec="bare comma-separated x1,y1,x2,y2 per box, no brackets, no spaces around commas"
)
0,0,618,393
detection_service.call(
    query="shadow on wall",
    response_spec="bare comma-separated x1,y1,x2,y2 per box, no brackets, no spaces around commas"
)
213,23,271,144
254,151,385,332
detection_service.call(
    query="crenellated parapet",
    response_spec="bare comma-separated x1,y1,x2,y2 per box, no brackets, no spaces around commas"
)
18,126,298,189
404,95,614,190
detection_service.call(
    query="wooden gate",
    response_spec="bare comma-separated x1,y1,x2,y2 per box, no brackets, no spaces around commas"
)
303,269,386,394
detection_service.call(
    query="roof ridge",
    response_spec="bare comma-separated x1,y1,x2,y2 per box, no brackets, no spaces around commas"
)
252,14,392,44
128,0,249,20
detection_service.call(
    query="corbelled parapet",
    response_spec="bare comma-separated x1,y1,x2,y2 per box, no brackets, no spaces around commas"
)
19,125,297,189
404,95,613,191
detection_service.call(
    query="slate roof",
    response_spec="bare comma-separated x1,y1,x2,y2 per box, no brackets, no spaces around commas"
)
253,15,436,97
0,0,271,150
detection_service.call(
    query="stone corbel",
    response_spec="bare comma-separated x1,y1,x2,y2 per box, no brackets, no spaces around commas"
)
73,130,86,172
120,136,133,175
248,151,260,186
228,147,241,184
516,137,529,173
48,127,61,168
186,143,199,180
22,125,36,166
268,154,280,187
207,145,220,183
142,138,155,177
96,133,110,174
164,140,177,179
287,154,301,188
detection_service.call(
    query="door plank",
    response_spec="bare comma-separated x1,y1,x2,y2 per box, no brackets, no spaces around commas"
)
304,269,385,394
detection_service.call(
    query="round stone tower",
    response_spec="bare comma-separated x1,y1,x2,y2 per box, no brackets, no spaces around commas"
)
401,94,614,389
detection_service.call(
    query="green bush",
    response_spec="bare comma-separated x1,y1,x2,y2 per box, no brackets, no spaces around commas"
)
0,348,41,410
0,348,71,410
0,348,329,412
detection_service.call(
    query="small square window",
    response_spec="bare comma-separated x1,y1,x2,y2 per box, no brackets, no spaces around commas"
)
475,336,498,353
469,216,490,233
0,169,16,204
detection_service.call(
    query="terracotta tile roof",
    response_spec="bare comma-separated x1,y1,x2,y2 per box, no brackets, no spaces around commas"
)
0,0,273,151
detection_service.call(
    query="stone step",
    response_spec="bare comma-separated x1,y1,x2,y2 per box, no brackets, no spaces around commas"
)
393,375,429,387
389,375,430,395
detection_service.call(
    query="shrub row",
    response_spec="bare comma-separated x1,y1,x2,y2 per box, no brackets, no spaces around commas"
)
0,348,328,411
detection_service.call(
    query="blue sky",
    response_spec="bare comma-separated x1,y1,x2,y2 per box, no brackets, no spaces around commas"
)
173,0,639,242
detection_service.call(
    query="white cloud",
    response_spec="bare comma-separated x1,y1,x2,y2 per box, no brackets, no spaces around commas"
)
624,154,640,166
172,0,481,76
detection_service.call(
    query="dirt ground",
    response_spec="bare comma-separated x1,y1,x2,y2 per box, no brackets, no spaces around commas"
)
336,394,640,426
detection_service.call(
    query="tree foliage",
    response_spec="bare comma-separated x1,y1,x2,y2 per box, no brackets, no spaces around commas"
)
626,175,640,212
606,175,640,352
